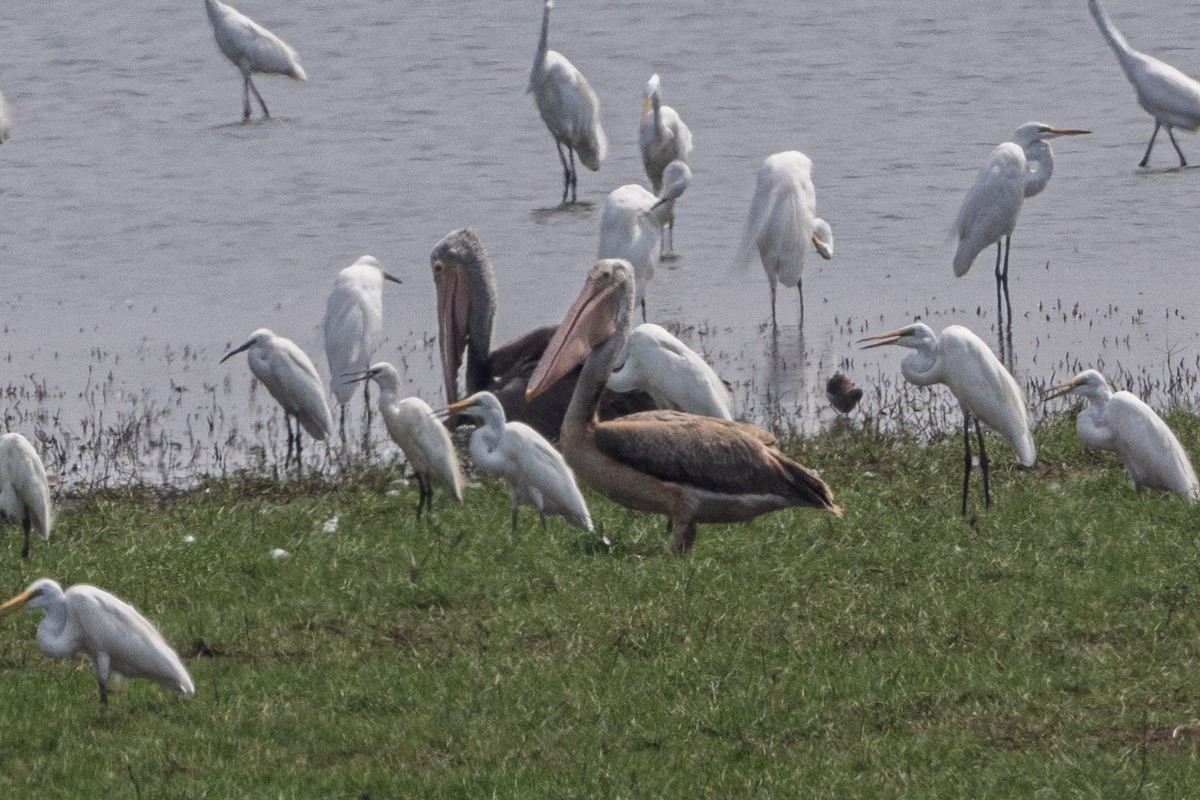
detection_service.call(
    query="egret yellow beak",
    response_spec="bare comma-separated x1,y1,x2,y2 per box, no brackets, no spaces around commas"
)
445,398,474,412
0,589,33,615
857,329,907,349
1048,127,1090,136
641,97,653,121
1042,378,1083,402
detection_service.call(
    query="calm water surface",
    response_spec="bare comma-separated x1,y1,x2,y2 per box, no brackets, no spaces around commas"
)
3,0,1200,480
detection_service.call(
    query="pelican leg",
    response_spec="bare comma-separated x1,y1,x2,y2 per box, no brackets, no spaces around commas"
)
247,74,270,119
242,74,252,122
668,518,698,554
555,141,571,205
961,410,973,516
1167,125,1189,167
567,146,578,204
975,419,991,510
1139,121,1162,168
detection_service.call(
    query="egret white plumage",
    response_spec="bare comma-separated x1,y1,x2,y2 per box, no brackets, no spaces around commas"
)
640,75,693,255
204,0,306,121
323,255,402,439
446,391,592,534
860,323,1036,515
0,433,52,559
348,363,463,518
598,184,669,321
735,151,833,327
1089,0,1200,167
952,123,1089,319
1,578,194,705
220,329,333,468
1045,369,1199,499
607,324,732,420
527,0,607,205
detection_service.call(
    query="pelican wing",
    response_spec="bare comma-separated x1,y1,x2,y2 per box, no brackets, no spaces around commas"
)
487,325,557,388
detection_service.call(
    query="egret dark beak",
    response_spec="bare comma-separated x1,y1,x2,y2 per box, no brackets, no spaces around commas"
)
219,340,254,364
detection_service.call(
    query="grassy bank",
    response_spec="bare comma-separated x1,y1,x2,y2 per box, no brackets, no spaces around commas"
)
1,414,1199,797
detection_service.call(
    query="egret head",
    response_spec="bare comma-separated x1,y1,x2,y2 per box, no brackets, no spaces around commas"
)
642,74,661,120
1043,369,1110,402
345,361,401,393
219,328,274,363
1012,122,1090,147
445,391,505,424
812,218,834,260
352,255,402,285
858,322,936,351
0,578,62,614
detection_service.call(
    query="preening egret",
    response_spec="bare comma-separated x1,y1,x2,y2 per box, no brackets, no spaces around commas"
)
204,0,306,121
432,229,654,439
347,363,463,518
221,329,333,467
1,578,194,706
0,433,51,559
952,123,1089,320
735,151,834,328
0,92,10,143
640,75,693,255
825,372,862,414
526,259,840,554
527,0,607,205
322,255,402,439
1045,369,1199,499
860,323,1035,514
1089,0,1200,167
598,184,666,321
607,324,732,420
447,391,592,534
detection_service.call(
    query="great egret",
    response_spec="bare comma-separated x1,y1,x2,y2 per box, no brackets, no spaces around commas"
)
607,323,732,420
860,322,1035,514
0,92,10,143
347,363,463,518
322,255,402,440
432,228,653,439
735,151,834,328
952,123,1089,320
825,372,862,414
220,329,333,467
527,0,607,205
640,74,693,255
1045,369,1199,499
447,391,592,534
0,433,51,559
526,259,840,554
204,0,306,121
1,578,194,705
598,185,666,321
1089,0,1200,167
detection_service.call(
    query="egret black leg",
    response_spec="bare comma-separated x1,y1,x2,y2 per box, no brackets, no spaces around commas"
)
247,75,269,118
770,281,778,329
640,297,647,322
1139,121,1161,168
363,381,372,453
284,416,296,468
415,473,428,519
975,419,991,510
797,276,805,327
961,410,973,516
21,515,30,559
295,427,304,473
510,497,520,534
1167,125,1188,167
567,147,578,204
1001,236,1013,323
338,406,346,445
555,141,570,205
242,75,252,121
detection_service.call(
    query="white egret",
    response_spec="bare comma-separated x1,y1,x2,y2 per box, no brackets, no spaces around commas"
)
640,75,693,255
0,433,52,559
1045,369,1199,499
220,329,333,467
347,363,463,518
1,578,194,706
0,92,10,143
204,0,306,121
1089,0,1200,167
446,391,592,534
607,324,732,420
527,0,607,205
598,184,667,322
952,123,1089,320
860,323,1035,515
322,255,402,440
735,151,833,328
825,372,862,414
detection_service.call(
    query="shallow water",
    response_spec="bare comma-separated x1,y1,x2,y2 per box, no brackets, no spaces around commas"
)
3,0,1200,482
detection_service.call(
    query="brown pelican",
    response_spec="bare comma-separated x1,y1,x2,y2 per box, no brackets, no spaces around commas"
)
525,258,841,554
432,229,651,441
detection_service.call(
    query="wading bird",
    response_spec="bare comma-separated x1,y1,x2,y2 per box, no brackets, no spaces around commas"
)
0,92,10,143
204,0,306,121
952,123,1089,320
1,578,194,706
860,323,1035,514
323,255,402,439
1045,369,1198,499
735,151,834,328
1089,0,1200,167
640,75,693,255
432,229,652,439
526,259,840,554
599,185,664,321
447,391,591,534
0,433,52,559
825,372,862,414
221,329,333,467
607,324,732,420
527,0,607,205
347,363,463,518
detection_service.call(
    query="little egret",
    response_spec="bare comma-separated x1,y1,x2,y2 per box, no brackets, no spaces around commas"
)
204,0,307,121
1045,369,1199,500
347,363,463,518
640,75,693,255
607,324,732,420
527,0,607,205
221,329,333,468
447,391,592,534
860,323,1035,515
0,433,52,559
1,578,194,706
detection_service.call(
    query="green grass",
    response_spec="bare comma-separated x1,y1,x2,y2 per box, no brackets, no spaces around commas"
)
2,414,1200,797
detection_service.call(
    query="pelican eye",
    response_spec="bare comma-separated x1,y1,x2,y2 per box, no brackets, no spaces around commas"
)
433,261,443,273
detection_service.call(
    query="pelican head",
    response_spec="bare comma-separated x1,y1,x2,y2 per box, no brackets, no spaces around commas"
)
642,73,661,120
527,259,634,401
1043,369,1110,402
431,229,497,405
858,322,936,350
219,328,274,363
812,218,833,260
0,578,62,614
1012,122,1091,147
